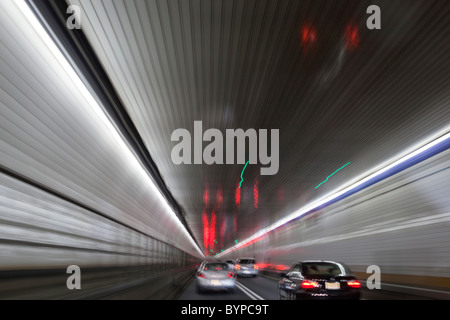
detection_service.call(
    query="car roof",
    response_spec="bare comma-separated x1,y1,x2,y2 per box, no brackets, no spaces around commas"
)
294,260,350,269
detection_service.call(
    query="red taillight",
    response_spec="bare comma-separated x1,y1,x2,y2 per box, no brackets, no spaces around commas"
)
227,272,234,278
301,280,320,289
254,265,259,270
235,264,241,270
197,272,206,278
347,280,361,288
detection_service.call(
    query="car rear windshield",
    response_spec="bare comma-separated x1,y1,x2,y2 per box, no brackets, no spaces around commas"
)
238,259,255,264
302,262,349,276
204,263,229,271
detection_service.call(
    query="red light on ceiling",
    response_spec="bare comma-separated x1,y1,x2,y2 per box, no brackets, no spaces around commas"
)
254,179,258,208
203,188,208,206
216,187,223,208
300,24,317,51
202,210,209,251
202,210,217,252
235,183,240,207
209,210,216,249
345,25,360,50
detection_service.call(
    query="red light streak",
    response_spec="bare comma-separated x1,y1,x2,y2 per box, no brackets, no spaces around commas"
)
254,179,258,208
345,25,359,50
203,188,208,206
202,210,209,251
216,187,223,208
300,24,317,52
235,183,240,207
209,210,216,249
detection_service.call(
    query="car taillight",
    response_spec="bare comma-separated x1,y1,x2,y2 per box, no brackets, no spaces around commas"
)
254,265,259,269
301,280,320,289
197,272,206,278
347,280,361,288
227,272,234,278
235,265,241,270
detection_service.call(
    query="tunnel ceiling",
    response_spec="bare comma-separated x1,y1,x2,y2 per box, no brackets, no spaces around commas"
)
67,0,449,256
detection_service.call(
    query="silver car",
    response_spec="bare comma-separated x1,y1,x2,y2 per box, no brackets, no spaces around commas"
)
235,258,259,277
196,262,237,293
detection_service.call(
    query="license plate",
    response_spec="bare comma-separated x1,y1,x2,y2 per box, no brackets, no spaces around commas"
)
211,280,221,286
325,282,340,290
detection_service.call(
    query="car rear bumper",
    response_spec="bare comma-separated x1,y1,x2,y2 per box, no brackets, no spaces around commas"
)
236,269,259,276
297,290,360,300
196,278,236,291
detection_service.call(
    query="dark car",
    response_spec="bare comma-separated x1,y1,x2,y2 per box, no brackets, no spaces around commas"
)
278,260,361,300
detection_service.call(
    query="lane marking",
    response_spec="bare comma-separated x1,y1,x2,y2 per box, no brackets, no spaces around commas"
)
236,281,265,300
360,280,450,294
260,274,282,282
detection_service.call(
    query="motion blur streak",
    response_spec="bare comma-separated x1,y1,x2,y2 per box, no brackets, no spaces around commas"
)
1,0,202,293
1,0,449,300
220,150,450,296
218,129,450,257
7,0,202,258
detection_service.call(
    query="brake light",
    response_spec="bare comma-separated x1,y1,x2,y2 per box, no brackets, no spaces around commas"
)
197,272,206,278
235,265,241,270
227,272,234,278
301,280,320,289
347,280,361,288
254,265,259,269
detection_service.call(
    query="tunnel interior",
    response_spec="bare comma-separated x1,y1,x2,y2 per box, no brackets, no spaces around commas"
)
0,0,449,301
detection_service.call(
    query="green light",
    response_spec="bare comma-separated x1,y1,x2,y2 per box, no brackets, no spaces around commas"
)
239,161,250,188
315,162,351,189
